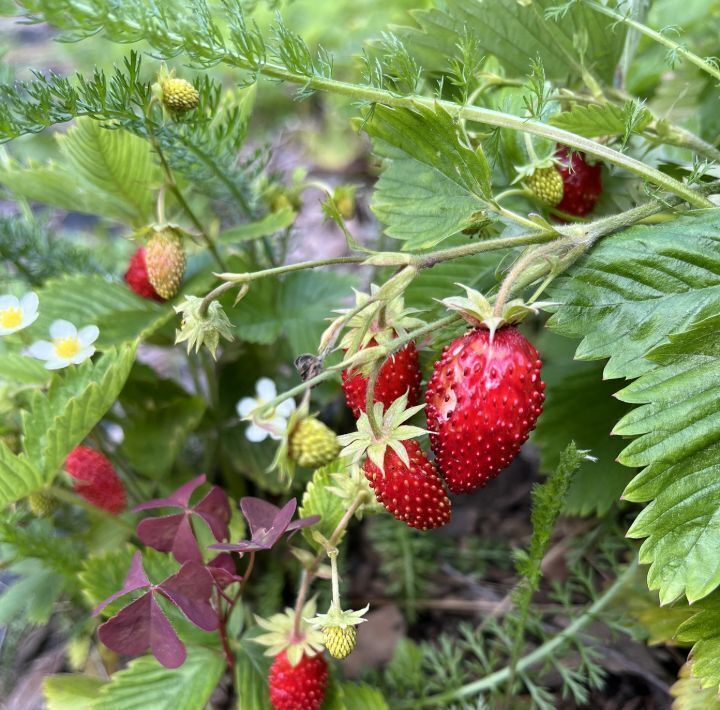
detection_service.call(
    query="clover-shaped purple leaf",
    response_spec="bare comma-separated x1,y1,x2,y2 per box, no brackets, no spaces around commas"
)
93,552,218,669
210,497,319,553
207,553,243,588
133,475,231,564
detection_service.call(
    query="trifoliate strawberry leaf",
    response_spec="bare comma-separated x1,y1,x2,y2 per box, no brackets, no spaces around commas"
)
615,314,720,604
13,344,136,506
549,102,652,139
133,475,231,564
43,674,106,710
93,647,224,710
534,337,632,516
364,103,492,250
299,463,347,550
548,210,720,379
669,663,720,708
675,590,720,693
401,0,625,83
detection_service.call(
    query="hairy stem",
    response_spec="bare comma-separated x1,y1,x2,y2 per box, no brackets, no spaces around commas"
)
292,493,366,636
364,362,383,439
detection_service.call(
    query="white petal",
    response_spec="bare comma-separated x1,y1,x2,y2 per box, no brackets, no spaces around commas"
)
0,325,19,336
0,295,19,310
27,340,55,360
267,416,288,440
44,357,71,370
255,377,277,402
77,325,100,346
245,423,268,442
276,398,296,417
50,319,77,339
237,397,257,417
22,310,40,328
20,292,39,316
70,345,95,364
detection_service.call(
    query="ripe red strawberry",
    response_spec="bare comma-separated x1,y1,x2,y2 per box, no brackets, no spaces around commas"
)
426,326,544,494
555,147,602,217
268,650,328,710
363,439,451,530
124,246,164,301
342,338,421,419
64,446,126,514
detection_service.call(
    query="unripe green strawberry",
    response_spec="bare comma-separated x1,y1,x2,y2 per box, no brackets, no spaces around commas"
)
28,490,58,517
145,228,186,300
289,417,340,468
527,166,564,206
322,625,356,660
160,78,200,113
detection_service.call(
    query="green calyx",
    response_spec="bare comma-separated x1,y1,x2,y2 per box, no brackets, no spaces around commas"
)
174,296,234,359
442,284,553,337
254,600,324,666
337,392,426,472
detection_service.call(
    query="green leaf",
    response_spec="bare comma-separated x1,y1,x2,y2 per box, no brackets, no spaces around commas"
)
670,663,720,709
44,674,107,710
33,274,170,349
79,545,136,609
548,210,720,379
549,102,652,138
299,463,346,550
339,683,389,709
675,590,720,693
93,647,224,710
402,0,625,83
119,365,206,479
0,441,45,509
218,208,296,244
534,349,632,516
56,118,160,226
0,353,51,385
365,103,492,250
615,314,720,604
0,560,64,625
21,344,136,486
234,646,271,710
229,270,356,353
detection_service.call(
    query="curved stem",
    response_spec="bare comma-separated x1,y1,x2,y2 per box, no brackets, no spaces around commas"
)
409,559,638,707
47,485,136,533
582,0,720,83
218,255,365,283
238,62,711,208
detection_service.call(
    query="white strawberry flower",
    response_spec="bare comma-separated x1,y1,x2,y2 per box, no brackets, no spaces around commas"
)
237,377,296,443
28,319,99,370
0,292,39,336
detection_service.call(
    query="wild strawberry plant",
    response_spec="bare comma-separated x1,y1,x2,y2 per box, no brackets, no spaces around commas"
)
0,0,719,707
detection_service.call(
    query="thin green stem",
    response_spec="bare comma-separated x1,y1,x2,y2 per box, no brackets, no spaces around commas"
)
582,0,720,83
407,559,638,707
364,362,383,439
235,60,712,208
218,255,365,283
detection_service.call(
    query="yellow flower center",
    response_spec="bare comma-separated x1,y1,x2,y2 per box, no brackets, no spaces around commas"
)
0,307,22,329
53,336,81,359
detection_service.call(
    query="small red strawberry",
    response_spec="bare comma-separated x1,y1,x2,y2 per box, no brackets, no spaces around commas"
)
337,288,424,419
555,147,602,217
124,246,164,301
425,288,545,494
338,393,451,530
268,650,328,710
363,439,451,530
64,446,127,514
342,339,421,418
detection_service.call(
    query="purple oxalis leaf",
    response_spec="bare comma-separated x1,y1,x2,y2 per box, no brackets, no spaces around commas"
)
94,552,219,669
98,592,187,669
210,497,320,553
133,475,231,564
158,562,218,632
207,553,243,588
